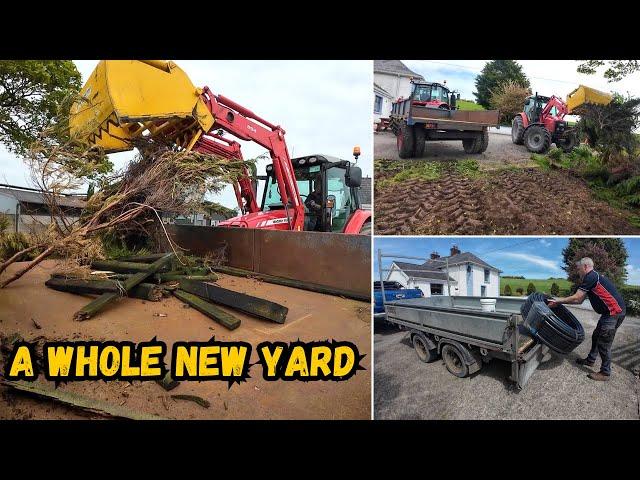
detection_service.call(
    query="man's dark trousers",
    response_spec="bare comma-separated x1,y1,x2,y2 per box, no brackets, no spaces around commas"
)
586,311,625,375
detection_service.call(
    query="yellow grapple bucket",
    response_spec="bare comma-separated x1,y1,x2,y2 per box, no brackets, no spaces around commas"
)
69,60,215,153
566,85,613,114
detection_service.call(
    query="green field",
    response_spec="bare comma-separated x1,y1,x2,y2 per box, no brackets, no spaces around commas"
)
500,277,572,295
456,99,484,111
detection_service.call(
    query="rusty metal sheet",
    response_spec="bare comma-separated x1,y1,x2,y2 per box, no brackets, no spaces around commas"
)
165,225,255,270
164,226,370,298
253,229,370,297
411,106,500,126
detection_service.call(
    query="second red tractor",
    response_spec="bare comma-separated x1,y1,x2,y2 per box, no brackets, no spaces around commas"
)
511,93,578,154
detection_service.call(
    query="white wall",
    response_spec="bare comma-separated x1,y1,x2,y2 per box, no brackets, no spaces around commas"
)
374,73,414,103
374,95,393,122
441,262,500,297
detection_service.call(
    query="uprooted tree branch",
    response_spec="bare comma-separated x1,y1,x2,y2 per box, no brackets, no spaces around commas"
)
0,107,253,289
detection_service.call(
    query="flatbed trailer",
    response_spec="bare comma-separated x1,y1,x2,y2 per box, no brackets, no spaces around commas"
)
389,100,500,158
378,251,547,389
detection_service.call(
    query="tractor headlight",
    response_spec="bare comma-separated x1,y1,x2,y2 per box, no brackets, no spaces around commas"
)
308,157,317,163
298,158,306,165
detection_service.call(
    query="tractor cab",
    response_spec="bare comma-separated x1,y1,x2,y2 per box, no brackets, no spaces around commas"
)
260,155,363,233
410,81,459,110
523,94,553,123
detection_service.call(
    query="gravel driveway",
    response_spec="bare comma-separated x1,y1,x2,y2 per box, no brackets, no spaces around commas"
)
374,307,640,420
374,130,533,167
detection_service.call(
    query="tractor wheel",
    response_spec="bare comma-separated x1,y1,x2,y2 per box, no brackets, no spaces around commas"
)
358,221,371,235
397,123,415,159
413,126,426,158
558,132,578,153
511,116,525,145
462,130,488,154
524,125,551,154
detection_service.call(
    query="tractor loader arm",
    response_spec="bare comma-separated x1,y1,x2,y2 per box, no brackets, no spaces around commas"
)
197,87,304,231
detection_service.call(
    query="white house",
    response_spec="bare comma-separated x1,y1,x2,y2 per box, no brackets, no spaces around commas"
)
387,246,501,297
373,60,424,120
373,83,394,124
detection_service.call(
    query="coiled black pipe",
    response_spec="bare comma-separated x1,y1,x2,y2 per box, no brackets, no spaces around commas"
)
521,293,585,354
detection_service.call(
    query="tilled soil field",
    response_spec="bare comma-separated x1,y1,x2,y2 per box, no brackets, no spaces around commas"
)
374,164,640,235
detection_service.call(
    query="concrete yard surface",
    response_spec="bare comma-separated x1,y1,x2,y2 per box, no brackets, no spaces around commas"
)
374,130,534,167
0,260,371,420
374,306,639,420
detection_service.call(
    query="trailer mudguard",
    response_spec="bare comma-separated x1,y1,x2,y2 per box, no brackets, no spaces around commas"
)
410,330,436,351
437,339,481,374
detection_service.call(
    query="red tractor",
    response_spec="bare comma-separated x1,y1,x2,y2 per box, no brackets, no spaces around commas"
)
409,80,460,110
69,60,371,235
511,93,578,154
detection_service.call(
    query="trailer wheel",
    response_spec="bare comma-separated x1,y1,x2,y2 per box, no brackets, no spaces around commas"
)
462,130,488,154
412,334,438,363
511,116,524,145
397,123,415,159
524,125,551,154
413,126,426,158
441,344,469,378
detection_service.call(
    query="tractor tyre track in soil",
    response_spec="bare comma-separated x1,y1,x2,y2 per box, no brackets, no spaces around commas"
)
374,167,640,235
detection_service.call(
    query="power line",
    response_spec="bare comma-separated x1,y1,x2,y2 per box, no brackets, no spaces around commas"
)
476,238,541,256
419,60,580,86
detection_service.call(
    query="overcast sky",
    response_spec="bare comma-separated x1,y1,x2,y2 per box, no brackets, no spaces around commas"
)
403,60,640,104
0,60,372,209
373,237,640,286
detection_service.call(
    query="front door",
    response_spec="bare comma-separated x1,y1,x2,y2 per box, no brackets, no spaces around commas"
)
466,265,473,296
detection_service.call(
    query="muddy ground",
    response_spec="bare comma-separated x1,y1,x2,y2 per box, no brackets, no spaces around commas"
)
374,164,640,235
374,307,640,420
0,260,371,420
374,130,640,235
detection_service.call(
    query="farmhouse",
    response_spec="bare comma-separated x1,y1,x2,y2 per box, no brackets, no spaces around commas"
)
373,60,424,121
386,245,501,297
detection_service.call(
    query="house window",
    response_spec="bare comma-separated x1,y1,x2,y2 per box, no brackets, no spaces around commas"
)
484,268,490,283
430,283,443,296
481,286,487,297
374,95,383,114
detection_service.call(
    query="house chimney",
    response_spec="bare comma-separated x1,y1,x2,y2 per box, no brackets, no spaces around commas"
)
450,245,461,256
430,251,440,259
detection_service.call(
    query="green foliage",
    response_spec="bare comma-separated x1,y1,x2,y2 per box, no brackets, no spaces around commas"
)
0,232,41,261
501,277,571,294
503,284,512,296
0,60,82,155
516,287,524,295
489,80,530,124
456,99,484,111
473,60,530,110
454,159,481,178
391,162,443,183
201,201,238,219
562,238,628,290
526,282,536,295
100,232,151,260
0,213,10,235
577,96,640,155
577,60,640,82
550,282,560,296
620,285,640,315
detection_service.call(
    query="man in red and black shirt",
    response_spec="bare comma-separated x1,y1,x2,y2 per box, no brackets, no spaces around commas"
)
548,257,626,381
